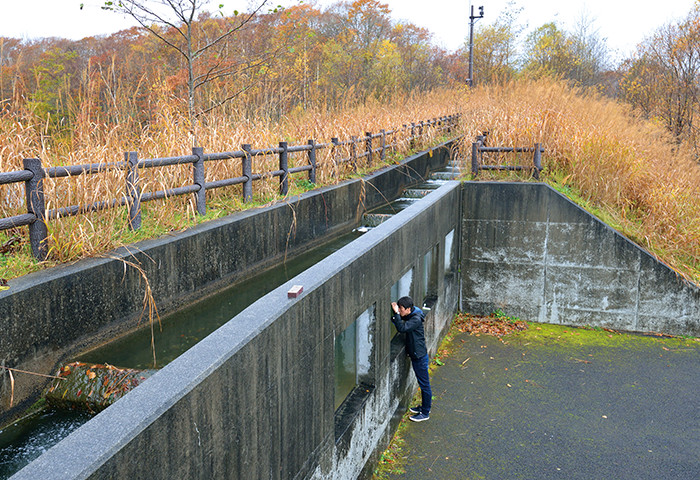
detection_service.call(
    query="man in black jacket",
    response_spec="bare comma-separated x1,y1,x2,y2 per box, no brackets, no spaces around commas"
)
391,296,432,422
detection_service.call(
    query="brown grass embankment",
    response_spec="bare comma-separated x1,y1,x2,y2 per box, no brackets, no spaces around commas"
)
457,78,700,284
0,88,465,279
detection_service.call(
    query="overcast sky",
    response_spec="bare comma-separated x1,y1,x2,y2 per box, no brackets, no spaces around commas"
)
1,0,697,61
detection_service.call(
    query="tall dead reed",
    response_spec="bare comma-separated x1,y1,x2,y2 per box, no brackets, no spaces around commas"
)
0,88,458,278
458,78,700,284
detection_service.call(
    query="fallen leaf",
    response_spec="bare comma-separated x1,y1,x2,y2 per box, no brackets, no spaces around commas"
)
87,370,96,380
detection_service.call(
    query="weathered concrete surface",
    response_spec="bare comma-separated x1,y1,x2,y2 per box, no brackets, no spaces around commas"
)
0,141,454,424
388,326,700,480
461,182,700,336
10,174,700,480
11,182,462,480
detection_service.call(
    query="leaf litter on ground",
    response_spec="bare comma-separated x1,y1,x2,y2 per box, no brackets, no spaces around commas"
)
453,312,529,337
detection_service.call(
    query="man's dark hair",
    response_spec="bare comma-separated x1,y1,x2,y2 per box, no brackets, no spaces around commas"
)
397,296,414,309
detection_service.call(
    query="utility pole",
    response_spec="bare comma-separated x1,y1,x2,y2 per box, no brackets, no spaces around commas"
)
468,4,484,87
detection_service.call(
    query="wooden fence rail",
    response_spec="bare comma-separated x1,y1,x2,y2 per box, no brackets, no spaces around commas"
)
471,134,544,180
0,114,460,260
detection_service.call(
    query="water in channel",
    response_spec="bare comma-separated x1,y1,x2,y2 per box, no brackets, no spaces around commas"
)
0,177,443,479
0,230,363,479
79,230,364,370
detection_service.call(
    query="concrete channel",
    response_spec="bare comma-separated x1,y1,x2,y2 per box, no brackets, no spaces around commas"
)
2,139,700,479
1,143,460,479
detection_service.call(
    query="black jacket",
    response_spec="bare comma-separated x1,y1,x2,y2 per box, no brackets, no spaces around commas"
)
392,306,427,360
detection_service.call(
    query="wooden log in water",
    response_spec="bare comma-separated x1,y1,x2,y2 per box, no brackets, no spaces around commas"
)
44,362,156,412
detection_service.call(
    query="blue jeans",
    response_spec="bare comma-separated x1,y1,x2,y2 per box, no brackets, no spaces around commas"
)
411,354,432,415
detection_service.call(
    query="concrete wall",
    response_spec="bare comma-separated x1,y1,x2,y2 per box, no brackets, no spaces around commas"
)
12,174,700,480
12,181,462,480
0,142,454,422
461,182,700,336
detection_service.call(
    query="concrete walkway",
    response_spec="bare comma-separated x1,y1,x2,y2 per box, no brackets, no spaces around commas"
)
388,325,700,480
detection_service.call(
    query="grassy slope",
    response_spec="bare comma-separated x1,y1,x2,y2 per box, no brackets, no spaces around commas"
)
2,78,700,286
456,78,700,286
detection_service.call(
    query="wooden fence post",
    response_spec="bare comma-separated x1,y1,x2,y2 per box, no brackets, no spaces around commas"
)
192,146,206,215
279,141,289,195
23,158,48,261
125,151,141,230
380,129,386,162
331,137,339,166
350,136,357,172
471,142,480,177
307,139,316,184
365,132,373,167
532,143,542,180
242,144,253,203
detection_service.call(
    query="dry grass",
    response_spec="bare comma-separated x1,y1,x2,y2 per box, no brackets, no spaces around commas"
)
3,78,700,285
456,78,700,284
0,89,459,278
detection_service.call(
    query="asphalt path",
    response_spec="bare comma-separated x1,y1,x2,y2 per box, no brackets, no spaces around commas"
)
389,325,700,480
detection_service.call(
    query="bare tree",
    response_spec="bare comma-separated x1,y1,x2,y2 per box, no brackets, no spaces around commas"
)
620,5,700,148
103,0,277,143
569,11,609,86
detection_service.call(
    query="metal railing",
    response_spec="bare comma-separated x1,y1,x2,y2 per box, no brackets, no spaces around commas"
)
0,115,460,260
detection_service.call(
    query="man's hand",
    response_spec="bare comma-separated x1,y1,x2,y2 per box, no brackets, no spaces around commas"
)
391,302,399,314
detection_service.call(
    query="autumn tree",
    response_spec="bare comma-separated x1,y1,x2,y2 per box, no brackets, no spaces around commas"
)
522,22,577,79
619,4,700,148
390,23,436,92
103,0,277,143
469,1,523,84
316,0,394,103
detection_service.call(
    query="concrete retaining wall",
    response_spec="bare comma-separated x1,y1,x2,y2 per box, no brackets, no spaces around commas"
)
11,175,700,480
0,142,454,422
12,182,462,480
461,182,700,336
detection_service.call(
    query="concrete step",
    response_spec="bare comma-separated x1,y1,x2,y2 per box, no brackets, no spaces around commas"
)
404,189,432,198
431,171,459,180
362,213,393,227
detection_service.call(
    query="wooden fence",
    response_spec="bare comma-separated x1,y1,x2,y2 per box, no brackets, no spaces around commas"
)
0,115,460,260
471,133,543,179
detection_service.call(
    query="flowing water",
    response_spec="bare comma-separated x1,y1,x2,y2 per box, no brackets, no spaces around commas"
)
0,410,91,479
0,230,364,479
0,176,443,479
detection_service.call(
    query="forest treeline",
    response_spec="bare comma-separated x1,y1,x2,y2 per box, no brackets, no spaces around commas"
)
1,0,700,284
0,0,460,142
2,0,700,154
